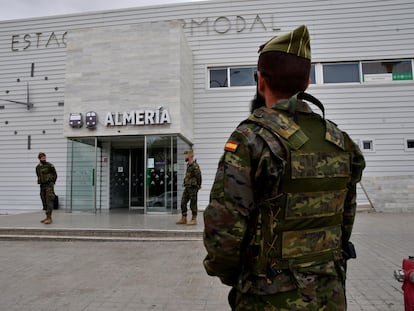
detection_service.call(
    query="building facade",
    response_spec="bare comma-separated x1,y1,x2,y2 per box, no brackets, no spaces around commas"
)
1,0,414,213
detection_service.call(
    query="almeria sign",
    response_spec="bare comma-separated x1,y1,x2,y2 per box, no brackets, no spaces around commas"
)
104,108,171,126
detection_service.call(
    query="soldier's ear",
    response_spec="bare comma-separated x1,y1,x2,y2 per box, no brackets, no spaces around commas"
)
257,72,267,97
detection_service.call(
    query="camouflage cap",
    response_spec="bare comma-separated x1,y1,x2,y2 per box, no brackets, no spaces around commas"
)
184,149,194,156
258,25,311,60
38,152,46,159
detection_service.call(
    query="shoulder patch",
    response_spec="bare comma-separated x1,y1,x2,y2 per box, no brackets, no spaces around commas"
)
224,141,239,152
325,120,345,150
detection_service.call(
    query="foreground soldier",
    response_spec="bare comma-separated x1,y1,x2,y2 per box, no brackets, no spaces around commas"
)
36,152,57,224
203,25,365,310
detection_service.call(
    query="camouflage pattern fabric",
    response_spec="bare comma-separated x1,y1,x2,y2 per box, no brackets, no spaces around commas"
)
203,97,365,310
290,151,351,179
40,184,55,213
181,161,202,216
181,186,199,217
183,161,202,188
36,162,57,185
36,161,57,213
234,272,346,310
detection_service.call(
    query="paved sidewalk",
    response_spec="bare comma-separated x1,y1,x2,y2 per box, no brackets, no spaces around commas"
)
0,210,412,310
0,209,205,232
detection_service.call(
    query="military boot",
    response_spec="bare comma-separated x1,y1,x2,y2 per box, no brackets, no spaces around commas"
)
176,215,187,225
43,212,52,225
40,213,48,223
187,215,197,225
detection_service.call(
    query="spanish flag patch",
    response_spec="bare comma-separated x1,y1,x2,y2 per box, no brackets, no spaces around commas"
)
224,141,239,152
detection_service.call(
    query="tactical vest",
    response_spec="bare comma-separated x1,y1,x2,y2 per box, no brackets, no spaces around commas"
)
184,162,201,188
246,93,352,280
37,162,56,184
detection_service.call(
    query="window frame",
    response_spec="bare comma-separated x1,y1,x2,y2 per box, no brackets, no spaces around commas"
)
208,59,414,89
208,67,228,88
321,62,361,84
360,139,376,153
362,59,413,83
207,65,257,89
404,138,414,152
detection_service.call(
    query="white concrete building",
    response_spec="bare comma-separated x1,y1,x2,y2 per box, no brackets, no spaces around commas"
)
0,0,413,214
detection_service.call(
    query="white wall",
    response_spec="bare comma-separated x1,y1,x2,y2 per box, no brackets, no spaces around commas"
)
1,0,413,212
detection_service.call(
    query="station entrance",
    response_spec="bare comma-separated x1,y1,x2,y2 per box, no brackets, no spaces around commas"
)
66,135,190,213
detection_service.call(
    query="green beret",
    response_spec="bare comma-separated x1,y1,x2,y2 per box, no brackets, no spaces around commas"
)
184,150,193,156
259,25,311,60
38,152,46,159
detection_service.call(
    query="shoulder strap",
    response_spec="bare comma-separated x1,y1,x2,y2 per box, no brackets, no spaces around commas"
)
288,92,325,121
247,107,309,150
288,92,347,150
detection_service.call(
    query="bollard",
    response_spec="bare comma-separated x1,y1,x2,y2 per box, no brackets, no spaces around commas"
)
394,256,414,311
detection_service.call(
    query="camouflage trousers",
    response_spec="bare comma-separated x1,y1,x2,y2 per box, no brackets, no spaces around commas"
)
180,186,198,217
40,183,55,213
232,276,346,311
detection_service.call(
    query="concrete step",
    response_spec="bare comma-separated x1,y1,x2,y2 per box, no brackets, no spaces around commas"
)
0,227,203,242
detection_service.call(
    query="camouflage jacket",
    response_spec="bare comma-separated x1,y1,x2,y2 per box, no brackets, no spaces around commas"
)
203,97,365,293
36,162,57,185
184,161,202,189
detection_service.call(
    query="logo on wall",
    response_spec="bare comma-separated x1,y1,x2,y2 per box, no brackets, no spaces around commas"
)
68,108,171,129
69,113,83,128
69,111,97,129
104,108,171,126
85,111,98,129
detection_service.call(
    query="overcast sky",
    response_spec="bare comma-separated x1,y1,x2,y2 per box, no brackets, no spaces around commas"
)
0,0,207,21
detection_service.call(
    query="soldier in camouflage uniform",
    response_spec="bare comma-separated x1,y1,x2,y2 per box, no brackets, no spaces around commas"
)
176,150,202,225
203,25,365,310
36,152,57,225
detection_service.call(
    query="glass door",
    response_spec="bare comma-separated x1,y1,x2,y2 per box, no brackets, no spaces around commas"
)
66,137,101,212
110,149,129,209
146,136,176,213
106,135,188,213
130,148,145,209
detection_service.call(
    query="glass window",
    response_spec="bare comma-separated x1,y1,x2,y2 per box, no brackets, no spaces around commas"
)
406,139,414,150
362,60,413,82
209,66,257,88
310,64,316,84
323,63,360,83
229,67,256,87
361,140,375,152
209,68,228,88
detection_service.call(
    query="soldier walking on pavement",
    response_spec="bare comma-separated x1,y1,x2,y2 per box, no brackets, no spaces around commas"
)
36,152,57,225
176,149,202,225
203,25,365,310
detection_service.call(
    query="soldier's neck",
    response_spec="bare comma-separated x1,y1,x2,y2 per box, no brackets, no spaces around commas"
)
265,91,289,108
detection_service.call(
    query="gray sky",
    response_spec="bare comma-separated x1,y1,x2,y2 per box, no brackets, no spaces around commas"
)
0,0,207,21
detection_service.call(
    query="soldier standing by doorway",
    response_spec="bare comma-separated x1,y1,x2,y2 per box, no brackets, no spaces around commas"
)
36,152,57,225
176,150,202,225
